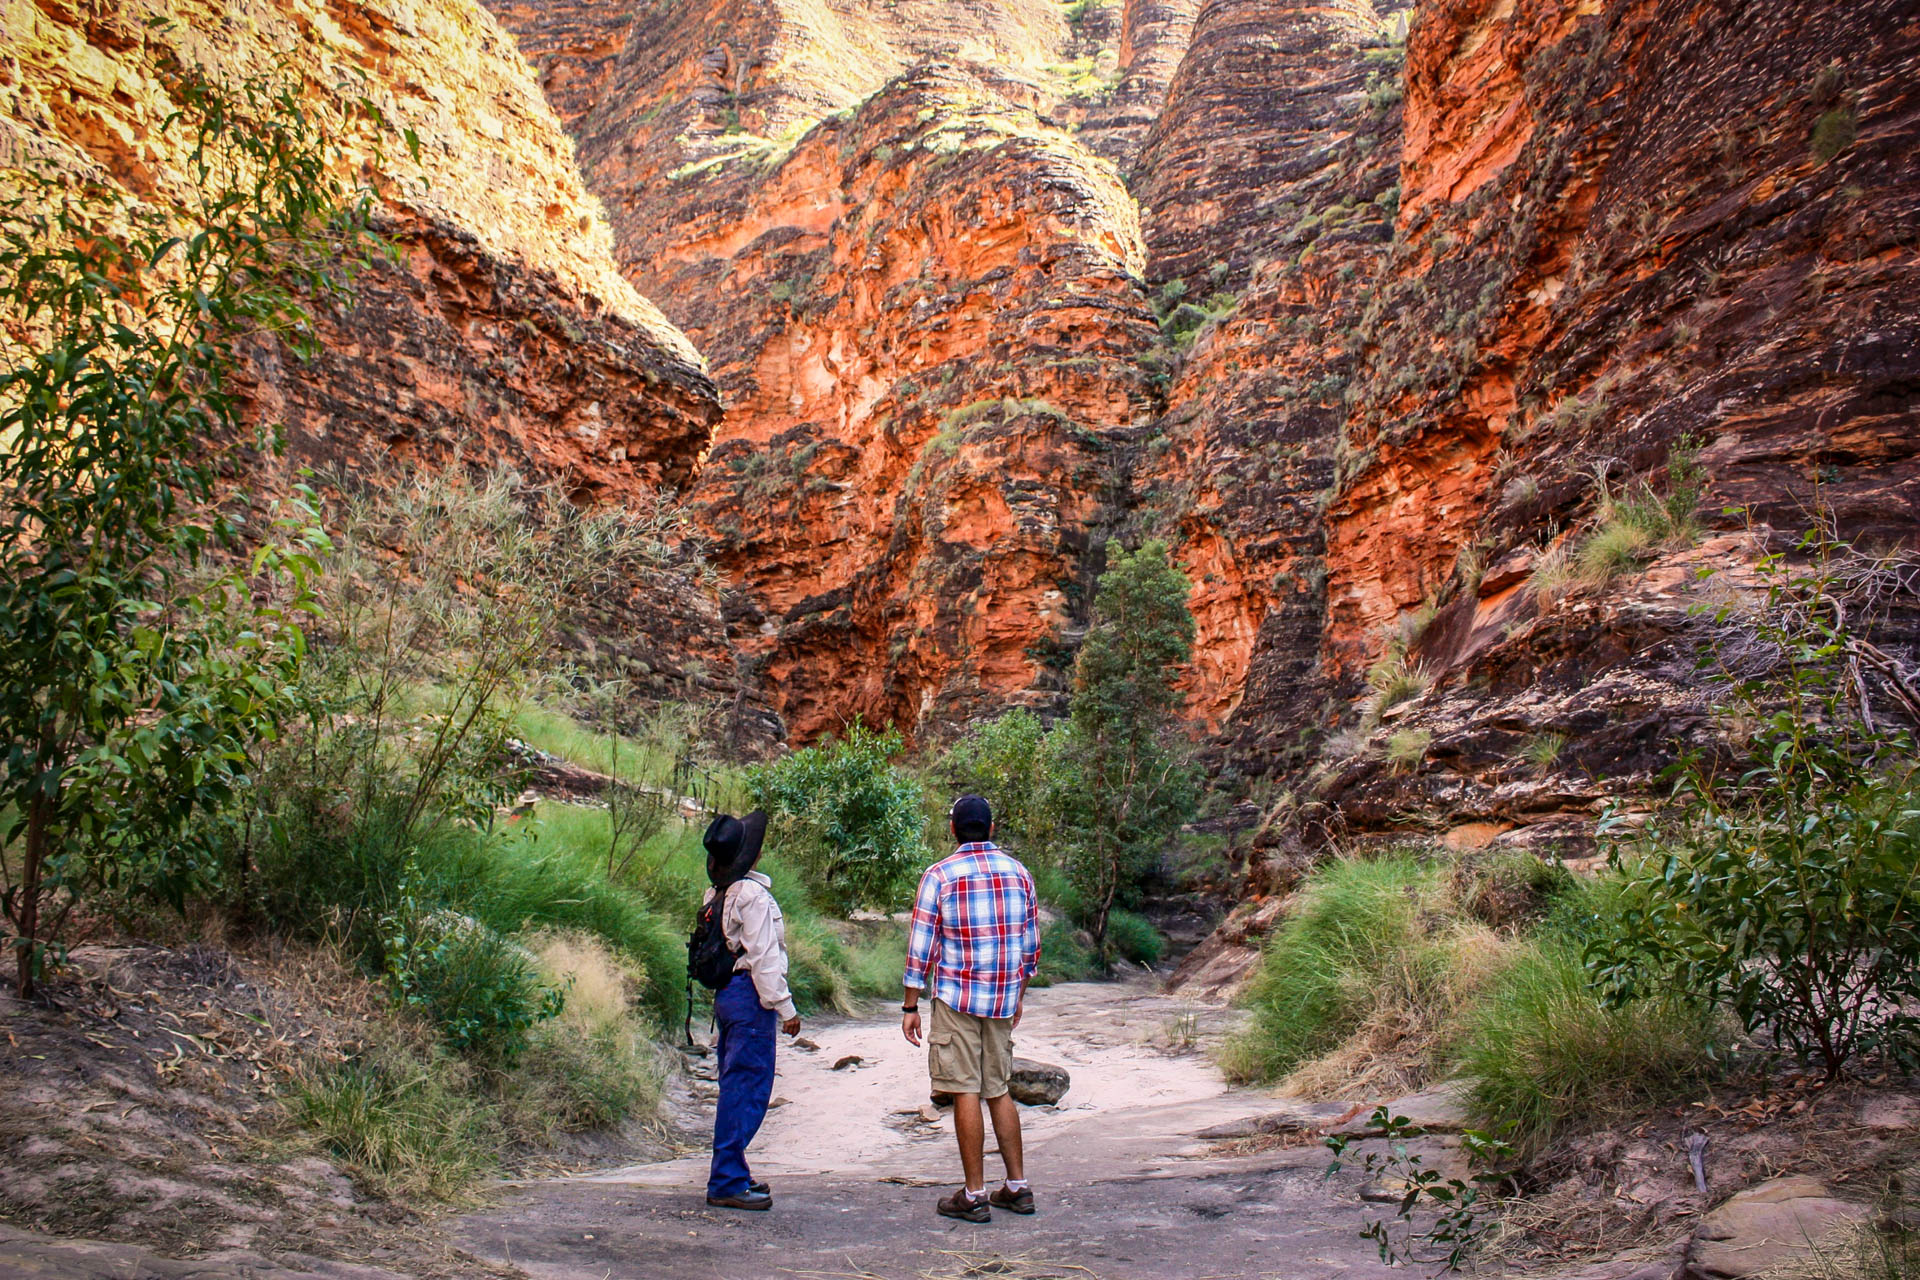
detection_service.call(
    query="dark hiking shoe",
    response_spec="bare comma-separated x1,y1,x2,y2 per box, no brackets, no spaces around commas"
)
937,1188,991,1222
707,1190,772,1211
990,1185,1035,1215
749,1180,770,1195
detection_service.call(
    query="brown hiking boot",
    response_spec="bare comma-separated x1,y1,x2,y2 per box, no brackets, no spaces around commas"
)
990,1184,1035,1215
937,1188,991,1222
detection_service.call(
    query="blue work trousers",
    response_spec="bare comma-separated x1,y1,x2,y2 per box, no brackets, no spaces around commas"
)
707,971,776,1199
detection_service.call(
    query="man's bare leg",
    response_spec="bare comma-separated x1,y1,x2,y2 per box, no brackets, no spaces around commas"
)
985,1092,1025,1184
951,1091,986,1191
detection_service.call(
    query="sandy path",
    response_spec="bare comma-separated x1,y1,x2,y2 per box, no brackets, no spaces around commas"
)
458,980,1401,1280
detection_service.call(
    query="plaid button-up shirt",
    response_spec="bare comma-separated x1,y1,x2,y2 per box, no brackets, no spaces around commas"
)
902,842,1041,1020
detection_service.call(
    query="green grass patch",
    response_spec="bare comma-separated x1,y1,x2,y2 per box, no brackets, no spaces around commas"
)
1457,935,1722,1155
291,1040,495,1201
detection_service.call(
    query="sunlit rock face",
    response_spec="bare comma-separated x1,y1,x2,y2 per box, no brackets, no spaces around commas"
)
637,63,1158,745
0,0,758,725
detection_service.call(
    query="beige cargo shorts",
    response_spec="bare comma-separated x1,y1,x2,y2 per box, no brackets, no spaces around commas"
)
927,998,1015,1099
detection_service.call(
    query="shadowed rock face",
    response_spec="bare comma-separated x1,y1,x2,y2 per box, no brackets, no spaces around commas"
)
1127,0,1408,777
2,0,755,726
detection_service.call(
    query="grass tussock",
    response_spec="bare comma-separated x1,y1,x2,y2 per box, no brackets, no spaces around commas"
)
1224,851,1723,1145
501,932,665,1140
291,1036,495,1201
1457,935,1723,1155
1220,852,1503,1095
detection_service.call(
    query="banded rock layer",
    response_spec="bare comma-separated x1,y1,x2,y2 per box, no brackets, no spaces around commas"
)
1,0,752,719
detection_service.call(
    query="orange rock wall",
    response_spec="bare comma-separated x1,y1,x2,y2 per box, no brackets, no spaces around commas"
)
1326,0,1920,667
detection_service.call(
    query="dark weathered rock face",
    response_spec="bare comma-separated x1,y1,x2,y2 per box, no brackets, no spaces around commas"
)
1134,0,1409,294
1128,0,1406,776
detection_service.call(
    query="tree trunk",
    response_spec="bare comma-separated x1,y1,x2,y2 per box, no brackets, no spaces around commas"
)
16,785,52,999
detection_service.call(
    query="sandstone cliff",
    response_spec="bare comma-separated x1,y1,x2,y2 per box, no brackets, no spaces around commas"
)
1304,0,1920,858
0,0,754,721
485,0,1166,744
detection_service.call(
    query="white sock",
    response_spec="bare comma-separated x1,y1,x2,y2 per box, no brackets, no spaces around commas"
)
1005,1179,1029,1192
965,1186,987,1201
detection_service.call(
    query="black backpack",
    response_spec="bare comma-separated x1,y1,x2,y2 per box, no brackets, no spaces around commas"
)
688,891,743,990
685,887,745,1042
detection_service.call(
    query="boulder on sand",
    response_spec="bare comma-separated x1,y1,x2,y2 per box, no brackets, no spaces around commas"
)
930,1058,1071,1107
1685,1176,1870,1279
1008,1059,1070,1106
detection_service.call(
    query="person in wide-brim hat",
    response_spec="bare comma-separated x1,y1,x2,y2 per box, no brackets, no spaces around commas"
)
704,809,768,888
699,809,798,1210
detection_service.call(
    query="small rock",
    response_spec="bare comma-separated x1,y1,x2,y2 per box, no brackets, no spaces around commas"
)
1685,1176,1870,1279
832,1055,863,1071
768,1096,791,1110
1008,1059,1070,1106
1198,1101,1358,1140
791,1037,820,1052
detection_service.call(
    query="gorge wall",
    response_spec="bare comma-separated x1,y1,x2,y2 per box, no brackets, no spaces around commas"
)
15,0,1914,843
471,0,1916,849
0,0,771,727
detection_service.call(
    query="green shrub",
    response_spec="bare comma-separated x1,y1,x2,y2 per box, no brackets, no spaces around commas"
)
938,708,1056,856
1459,936,1722,1154
1032,918,1096,986
1585,534,1920,1077
254,800,691,1031
842,925,909,998
291,1042,496,1200
1811,107,1856,163
748,720,929,913
1364,655,1431,724
1106,909,1165,966
383,904,563,1062
1569,440,1705,586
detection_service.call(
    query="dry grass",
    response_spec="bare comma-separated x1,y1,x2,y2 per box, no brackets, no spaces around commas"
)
1281,923,1511,1100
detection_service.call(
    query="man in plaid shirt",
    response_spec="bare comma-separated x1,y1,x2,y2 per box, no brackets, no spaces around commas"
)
901,794,1042,1222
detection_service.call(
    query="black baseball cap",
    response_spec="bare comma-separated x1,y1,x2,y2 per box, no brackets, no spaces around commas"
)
949,794,993,835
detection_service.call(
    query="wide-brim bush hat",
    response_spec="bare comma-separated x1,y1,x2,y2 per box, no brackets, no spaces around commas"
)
704,809,768,887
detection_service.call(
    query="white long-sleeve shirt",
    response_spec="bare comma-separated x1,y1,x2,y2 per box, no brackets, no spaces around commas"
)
702,870,796,1021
